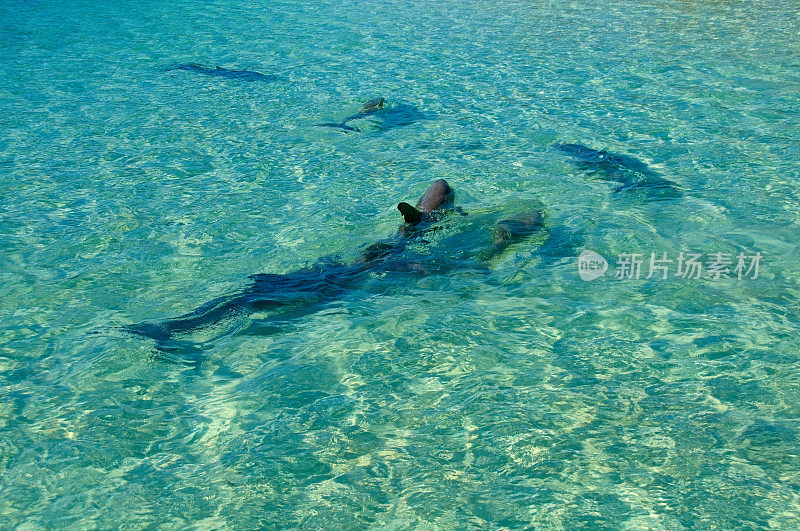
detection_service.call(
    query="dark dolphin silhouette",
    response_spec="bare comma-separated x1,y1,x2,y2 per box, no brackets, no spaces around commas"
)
317,98,386,132
126,180,456,355
317,98,427,133
343,97,387,122
125,180,578,360
397,179,454,225
483,207,548,260
557,143,682,199
169,63,279,82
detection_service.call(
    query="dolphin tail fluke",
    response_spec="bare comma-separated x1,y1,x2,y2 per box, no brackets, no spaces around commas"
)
316,122,360,133
122,320,204,365
150,338,206,366
166,62,203,72
397,202,422,224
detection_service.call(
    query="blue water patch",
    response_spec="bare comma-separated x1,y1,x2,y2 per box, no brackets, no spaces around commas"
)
1,0,800,527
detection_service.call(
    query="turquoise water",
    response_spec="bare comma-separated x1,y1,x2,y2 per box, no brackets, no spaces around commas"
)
2,0,800,527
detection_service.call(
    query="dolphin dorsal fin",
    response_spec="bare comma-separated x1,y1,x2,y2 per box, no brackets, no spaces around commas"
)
397,202,422,224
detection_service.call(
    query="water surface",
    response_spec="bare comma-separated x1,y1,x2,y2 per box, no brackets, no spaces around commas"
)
1,0,799,527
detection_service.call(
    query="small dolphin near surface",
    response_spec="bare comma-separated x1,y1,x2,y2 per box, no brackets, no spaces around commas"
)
484,207,548,259
125,180,457,356
317,98,427,133
557,143,682,200
344,97,387,121
317,98,387,132
168,63,279,82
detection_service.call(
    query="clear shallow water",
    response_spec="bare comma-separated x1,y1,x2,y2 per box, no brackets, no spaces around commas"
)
1,0,799,527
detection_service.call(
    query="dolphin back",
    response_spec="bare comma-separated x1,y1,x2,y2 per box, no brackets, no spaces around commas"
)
396,179,453,226
557,143,682,200
169,63,277,82
416,179,453,212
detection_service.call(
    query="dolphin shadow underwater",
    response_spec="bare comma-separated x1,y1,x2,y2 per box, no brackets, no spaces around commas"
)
125,180,562,361
556,143,682,200
317,98,428,133
168,63,280,82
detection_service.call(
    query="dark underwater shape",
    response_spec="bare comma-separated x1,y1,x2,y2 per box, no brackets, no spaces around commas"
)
126,180,456,356
342,97,387,122
315,122,361,133
490,209,547,252
126,180,568,359
473,202,551,265
169,63,279,82
557,143,682,200
317,98,427,133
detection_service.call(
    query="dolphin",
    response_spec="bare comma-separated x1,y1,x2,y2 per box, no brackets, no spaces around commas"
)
125,180,456,356
557,143,682,199
482,207,548,261
169,63,279,82
124,180,575,360
317,98,427,133
343,97,387,122
316,98,386,132
397,179,454,225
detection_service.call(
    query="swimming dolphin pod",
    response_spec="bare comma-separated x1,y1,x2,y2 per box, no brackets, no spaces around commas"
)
318,98,427,133
126,180,555,359
557,143,682,200
126,180,456,356
169,63,279,82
